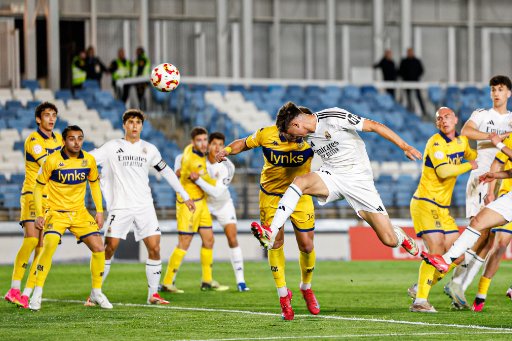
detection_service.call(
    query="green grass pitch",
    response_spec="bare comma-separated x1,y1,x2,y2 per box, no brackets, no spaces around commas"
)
2,260,512,340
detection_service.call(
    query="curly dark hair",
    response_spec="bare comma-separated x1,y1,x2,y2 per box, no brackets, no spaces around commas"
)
275,102,313,133
489,75,511,90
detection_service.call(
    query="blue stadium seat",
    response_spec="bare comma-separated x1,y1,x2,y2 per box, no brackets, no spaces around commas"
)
82,80,100,90
5,100,23,110
55,89,72,102
21,79,40,92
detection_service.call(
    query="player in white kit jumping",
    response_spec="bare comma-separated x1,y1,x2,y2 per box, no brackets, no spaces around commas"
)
89,109,195,305
250,102,421,257
445,75,512,308
174,132,249,291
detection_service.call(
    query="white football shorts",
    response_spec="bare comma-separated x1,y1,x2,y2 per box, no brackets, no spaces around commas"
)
209,199,237,226
314,167,388,217
485,191,512,222
104,205,160,242
466,170,488,218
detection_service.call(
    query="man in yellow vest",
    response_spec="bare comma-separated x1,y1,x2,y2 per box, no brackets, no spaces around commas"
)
71,50,87,94
133,47,151,110
110,48,132,102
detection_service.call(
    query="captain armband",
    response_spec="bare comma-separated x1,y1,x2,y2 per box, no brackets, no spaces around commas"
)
154,159,168,172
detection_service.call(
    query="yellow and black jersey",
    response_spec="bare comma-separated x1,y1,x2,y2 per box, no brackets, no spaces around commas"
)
22,128,62,194
36,149,99,211
245,125,313,195
413,131,476,207
178,144,216,201
495,136,512,196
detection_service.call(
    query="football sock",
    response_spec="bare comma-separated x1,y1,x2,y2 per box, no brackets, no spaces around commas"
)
146,259,162,298
462,254,484,291
476,276,492,299
163,248,187,285
277,286,289,297
416,260,435,300
268,244,287,291
103,258,112,284
24,246,43,291
33,286,43,298
200,247,213,284
392,226,406,247
270,184,302,232
12,237,38,284
299,249,315,288
229,246,245,284
90,251,105,289
431,263,457,286
442,227,481,264
451,250,475,286
35,234,60,288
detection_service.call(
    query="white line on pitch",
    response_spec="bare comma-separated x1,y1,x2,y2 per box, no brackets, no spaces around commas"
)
43,298,512,333
175,331,512,341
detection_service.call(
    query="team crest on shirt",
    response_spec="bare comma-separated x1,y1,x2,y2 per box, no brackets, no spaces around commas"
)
142,147,147,154
33,144,43,154
324,131,331,140
434,151,445,160
272,141,278,146
456,137,462,144
81,160,88,167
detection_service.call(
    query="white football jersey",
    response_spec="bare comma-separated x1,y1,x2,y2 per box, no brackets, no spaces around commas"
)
206,159,234,211
468,108,512,171
307,108,373,179
90,139,166,210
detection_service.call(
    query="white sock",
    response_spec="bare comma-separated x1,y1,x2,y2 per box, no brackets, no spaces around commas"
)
300,282,311,290
442,227,481,264
22,287,33,297
146,259,162,299
451,250,475,285
103,258,112,284
277,286,289,298
392,226,406,247
11,280,21,290
462,254,484,291
414,298,427,304
270,184,302,232
229,246,245,284
91,288,102,296
33,286,43,297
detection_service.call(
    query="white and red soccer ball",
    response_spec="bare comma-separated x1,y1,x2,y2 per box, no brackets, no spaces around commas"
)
151,63,180,92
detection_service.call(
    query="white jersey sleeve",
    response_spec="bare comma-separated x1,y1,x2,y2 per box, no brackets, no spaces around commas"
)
468,109,484,127
316,107,365,132
174,153,183,172
222,158,235,185
89,142,112,166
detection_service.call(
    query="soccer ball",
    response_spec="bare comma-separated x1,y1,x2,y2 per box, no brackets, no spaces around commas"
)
150,63,180,92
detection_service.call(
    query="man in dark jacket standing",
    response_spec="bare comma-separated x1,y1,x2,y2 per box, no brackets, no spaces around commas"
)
400,48,426,116
85,46,108,87
373,49,398,99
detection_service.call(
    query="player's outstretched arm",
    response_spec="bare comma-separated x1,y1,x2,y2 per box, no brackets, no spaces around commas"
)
461,119,492,141
479,170,512,183
215,138,249,162
436,161,476,179
362,119,422,161
484,158,504,204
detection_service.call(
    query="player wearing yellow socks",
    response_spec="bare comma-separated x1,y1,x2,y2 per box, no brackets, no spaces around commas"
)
4,102,62,309
161,127,228,293
215,113,319,321
408,107,477,313
28,125,111,311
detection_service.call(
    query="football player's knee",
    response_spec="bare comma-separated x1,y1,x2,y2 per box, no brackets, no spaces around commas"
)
292,175,308,191
297,239,314,253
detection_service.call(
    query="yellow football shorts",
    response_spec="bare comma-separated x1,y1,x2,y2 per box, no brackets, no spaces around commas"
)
43,207,100,242
176,197,213,234
20,192,48,225
259,190,315,232
410,198,458,237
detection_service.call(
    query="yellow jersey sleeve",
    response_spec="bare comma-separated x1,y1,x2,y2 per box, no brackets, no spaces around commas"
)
87,155,99,182
245,128,265,149
463,137,477,161
495,136,512,164
36,153,55,185
26,136,49,166
426,138,449,169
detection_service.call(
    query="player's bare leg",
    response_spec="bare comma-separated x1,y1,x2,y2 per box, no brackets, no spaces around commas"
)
224,223,248,291
421,207,507,273
472,231,512,312
358,211,418,256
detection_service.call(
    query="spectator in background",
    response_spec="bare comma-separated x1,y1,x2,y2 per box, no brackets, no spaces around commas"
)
110,48,132,102
373,49,398,99
132,47,151,110
85,46,108,87
71,50,87,94
399,48,427,117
